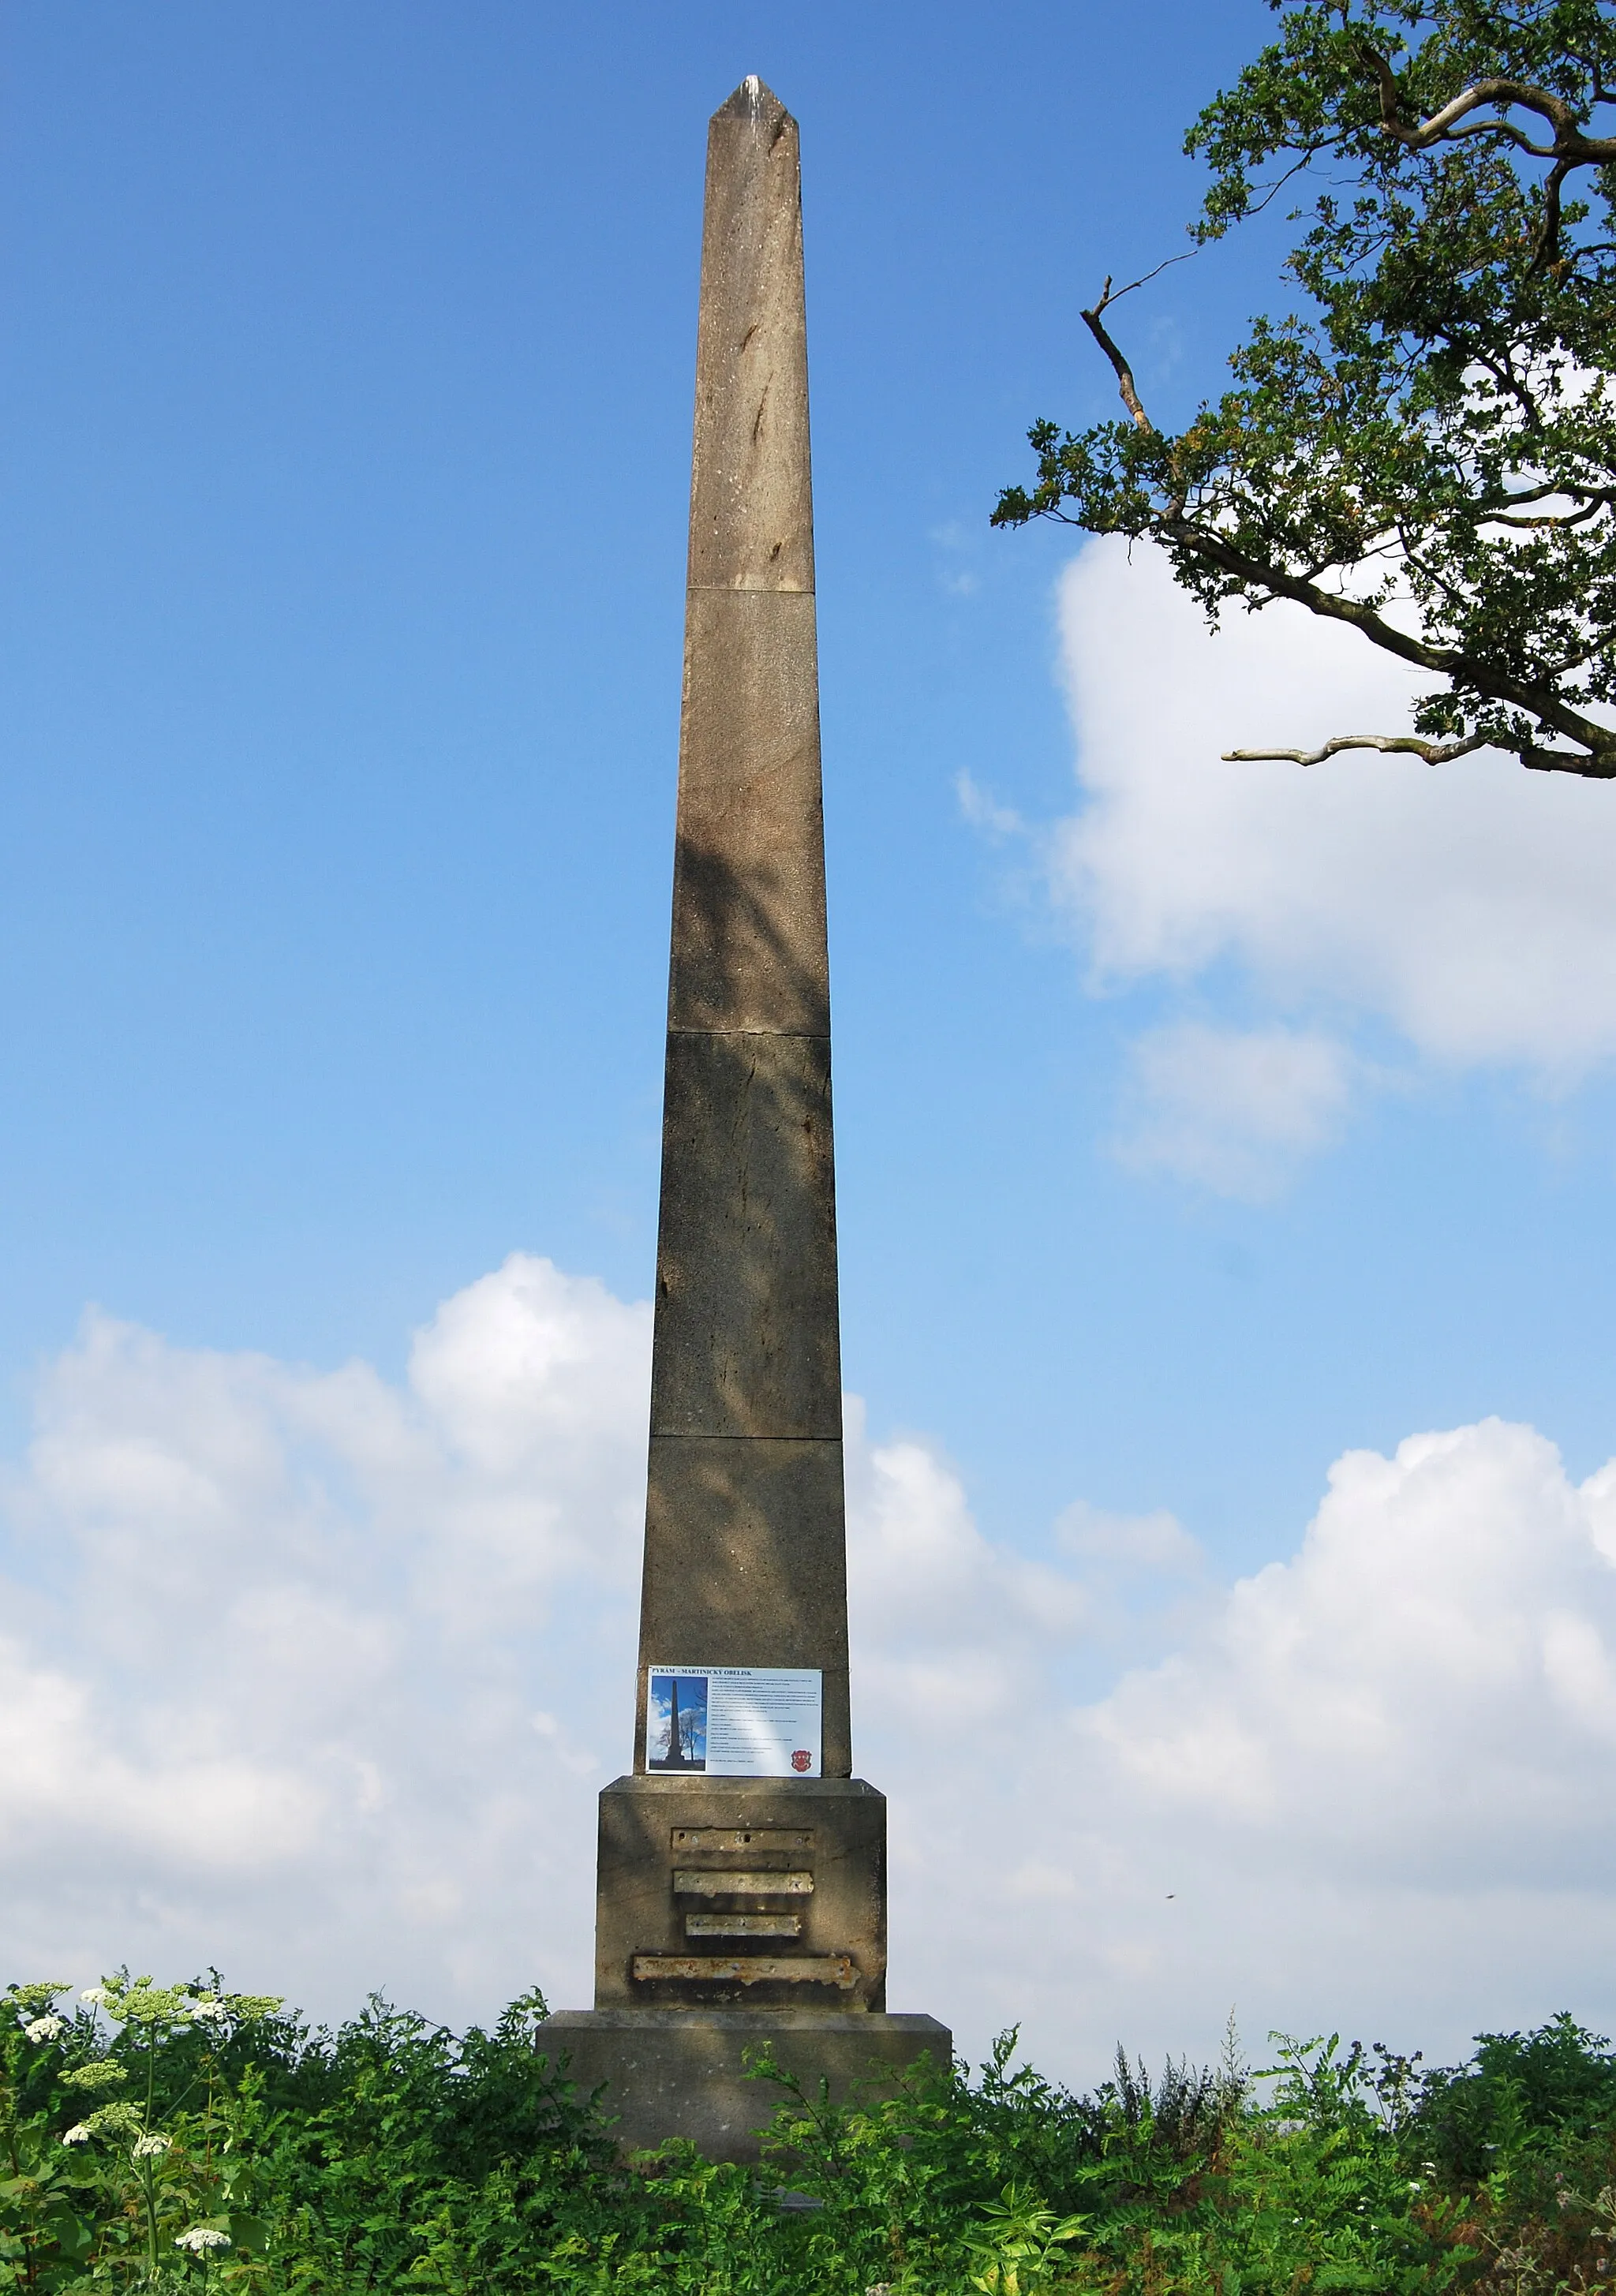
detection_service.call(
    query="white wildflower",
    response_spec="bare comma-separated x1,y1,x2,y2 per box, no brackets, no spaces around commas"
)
61,2124,92,2145
187,1998,229,2024
79,1987,109,2006
174,2228,231,2253
132,2133,170,2158
24,2015,65,2042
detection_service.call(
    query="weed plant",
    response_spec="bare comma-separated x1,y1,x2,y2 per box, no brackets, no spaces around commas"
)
5,1973,1614,2291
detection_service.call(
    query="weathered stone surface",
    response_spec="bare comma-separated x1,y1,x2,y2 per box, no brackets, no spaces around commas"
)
635,69,847,1771
686,82,814,596
638,1438,851,1774
539,2010,952,2165
593,1775,883,2010
649,1027,840,1439
669,589,827,1034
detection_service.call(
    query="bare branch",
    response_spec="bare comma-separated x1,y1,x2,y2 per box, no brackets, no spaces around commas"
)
1080,286,1156,434
1223,732,1489,765
1088,250,1197,310
1356,43,1616,163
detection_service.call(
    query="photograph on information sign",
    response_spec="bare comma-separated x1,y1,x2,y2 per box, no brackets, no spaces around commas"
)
646,1670,709,1771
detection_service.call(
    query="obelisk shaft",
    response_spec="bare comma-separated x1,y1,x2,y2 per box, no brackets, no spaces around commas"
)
634,77,851,1776
541,83,949,2147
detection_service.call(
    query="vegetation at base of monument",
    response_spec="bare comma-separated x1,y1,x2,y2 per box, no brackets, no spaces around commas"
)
993,0,1616,780
11,1980,1616,2291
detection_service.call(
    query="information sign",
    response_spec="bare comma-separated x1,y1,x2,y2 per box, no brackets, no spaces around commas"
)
645,1665,821,1778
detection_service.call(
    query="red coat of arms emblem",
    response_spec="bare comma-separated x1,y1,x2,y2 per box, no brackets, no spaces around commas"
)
791,1748,811,1772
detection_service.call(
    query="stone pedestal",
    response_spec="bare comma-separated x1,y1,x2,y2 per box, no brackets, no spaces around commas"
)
540,1775,952,2158
594,1774,888,2008
540,2008,952,2164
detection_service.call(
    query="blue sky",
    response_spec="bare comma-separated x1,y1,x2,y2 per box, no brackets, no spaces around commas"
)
9,0,1614,1557
1,0,1360,1548
7,0,1616,2077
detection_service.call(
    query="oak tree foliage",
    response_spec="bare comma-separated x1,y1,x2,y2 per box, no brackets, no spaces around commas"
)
993,0,1616,777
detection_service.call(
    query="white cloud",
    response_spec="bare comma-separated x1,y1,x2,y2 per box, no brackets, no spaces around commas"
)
955,769,1026,843
844,1400,1090,1733
1082,1416,1614,1861
0,1256,652,2025
1023,540,1616,1186
1056,1499,1202,1577
878,1411,1616,2074
1112,1021,1359,1198
5,1261,1616,2091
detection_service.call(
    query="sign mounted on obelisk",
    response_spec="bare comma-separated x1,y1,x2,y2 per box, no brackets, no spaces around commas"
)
538,76,949,2164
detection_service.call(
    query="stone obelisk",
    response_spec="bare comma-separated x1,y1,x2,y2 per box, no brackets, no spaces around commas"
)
538,77,948,2163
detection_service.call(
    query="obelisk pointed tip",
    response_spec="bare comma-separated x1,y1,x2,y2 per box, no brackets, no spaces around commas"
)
713,73,791,127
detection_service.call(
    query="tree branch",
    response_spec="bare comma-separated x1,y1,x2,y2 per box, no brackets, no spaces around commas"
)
1222,731,1489,765
1528,155,1573,274
1483,498,1610,529
1519,742,1615,776
1356,44,1616,163
1466,343,1544,428
1079,282,1157,434
1154,513,1616,774
1496,479,1608,508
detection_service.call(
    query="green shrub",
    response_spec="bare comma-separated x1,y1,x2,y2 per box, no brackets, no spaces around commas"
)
6,1973,1615,2291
